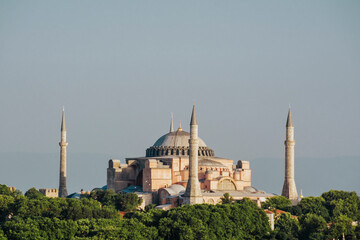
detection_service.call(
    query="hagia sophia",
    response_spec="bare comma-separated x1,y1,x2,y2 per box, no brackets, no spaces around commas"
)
56,104,299,209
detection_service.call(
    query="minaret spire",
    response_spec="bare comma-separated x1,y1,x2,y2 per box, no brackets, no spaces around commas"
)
170,113,174,132
184,103,202,204
190,104,198,125
286,105,293,127
61,106,66,131
282,106,298,201
59,106,68,197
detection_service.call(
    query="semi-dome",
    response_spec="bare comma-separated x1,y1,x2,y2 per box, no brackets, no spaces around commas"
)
146,128,214,157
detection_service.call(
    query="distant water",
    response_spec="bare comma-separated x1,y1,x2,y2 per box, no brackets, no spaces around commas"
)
0,152,359,196
251,156,360,196
0,152,112,194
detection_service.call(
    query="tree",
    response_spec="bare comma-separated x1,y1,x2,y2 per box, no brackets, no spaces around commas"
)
121,193,143,212
299,213,327,240
298,196,330,221
88,189,117,208
24,188,44,200
321,190,359,220
220,193,234,204
0,228,6,240
262,196,292,210
271,213,299,240
145,204,156,212
0,184,13,196
327,215,355,240
355,223,360,239
0,195,15,222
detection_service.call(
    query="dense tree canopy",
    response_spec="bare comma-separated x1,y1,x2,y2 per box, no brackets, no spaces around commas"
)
262,196,292,210
88,190,142,212
24,188,45,200
321,190,360,220
271,213,299,240
0,186,359,240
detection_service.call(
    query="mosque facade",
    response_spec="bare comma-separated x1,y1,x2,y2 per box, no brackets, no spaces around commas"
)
107,105,275,208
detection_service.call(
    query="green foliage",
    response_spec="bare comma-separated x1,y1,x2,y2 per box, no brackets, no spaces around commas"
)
88,190,142,212
327,215,355,240
88,189,117,207
145,203,156,212
262,196,292,210
298,213,327,240
297,196,330,221
131,199,271,240
1,217,78,240
24,187,44,200
0,184,21,200
355,223,360,239
0,195,15,222
0,194,118,221
271,213,299,240
220,192,234,204
1,189,359,239
321,190,359,221
282,205,302,216
0,228,6,240
0,184,13,196
0,201,271,239
121,193,143,212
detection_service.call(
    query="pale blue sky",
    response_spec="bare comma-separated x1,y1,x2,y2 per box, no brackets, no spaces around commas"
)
0,1,359,195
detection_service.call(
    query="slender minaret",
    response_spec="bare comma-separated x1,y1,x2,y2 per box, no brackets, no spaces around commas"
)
59,106,68,197
184,104,202,204
282,106,298,200
170,113,174,132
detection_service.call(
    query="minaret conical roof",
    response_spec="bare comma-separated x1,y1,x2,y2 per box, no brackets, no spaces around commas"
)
286,106,294,127
190,104,198,125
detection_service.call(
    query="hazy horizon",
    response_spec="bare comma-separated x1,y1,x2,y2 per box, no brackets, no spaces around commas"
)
0,1,359,196
0,152,358,196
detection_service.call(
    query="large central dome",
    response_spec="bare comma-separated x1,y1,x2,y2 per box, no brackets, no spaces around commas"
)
146,128,214,157
153,130,207,148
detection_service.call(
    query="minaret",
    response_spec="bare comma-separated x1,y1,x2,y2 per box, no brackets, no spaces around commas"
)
184,104,202,204
170,113,174,132
281,106,298,200
59,106,68,197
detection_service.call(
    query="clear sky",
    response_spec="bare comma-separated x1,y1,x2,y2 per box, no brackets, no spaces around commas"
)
0,1,359,195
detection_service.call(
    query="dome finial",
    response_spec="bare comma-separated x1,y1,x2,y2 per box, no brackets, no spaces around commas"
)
170,112,174,132
178,120,182,131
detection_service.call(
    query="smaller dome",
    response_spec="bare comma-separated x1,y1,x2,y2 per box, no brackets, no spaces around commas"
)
161,184,185,196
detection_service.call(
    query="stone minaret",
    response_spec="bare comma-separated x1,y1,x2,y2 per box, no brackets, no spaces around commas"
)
281,106,298,200
59,106,68,197
184,105,202,204
170,112,174,132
